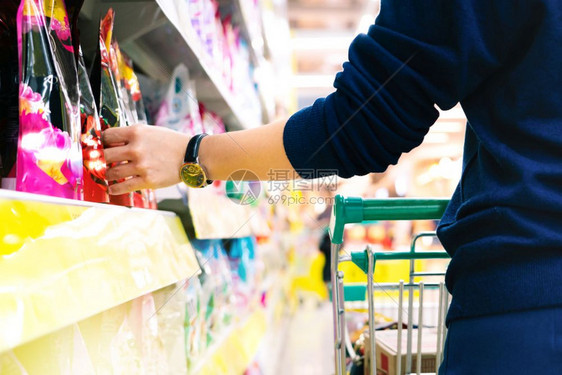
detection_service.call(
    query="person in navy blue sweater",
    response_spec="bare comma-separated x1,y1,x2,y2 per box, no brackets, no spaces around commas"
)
103,0,562,372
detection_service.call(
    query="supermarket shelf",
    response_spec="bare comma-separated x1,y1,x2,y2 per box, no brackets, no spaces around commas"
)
0,189,199,353
79,0,261,130
155,184,271,239
188,186,273,239
192,309,267,375
0,285,189,374
227,0,276,124
222,0,263,65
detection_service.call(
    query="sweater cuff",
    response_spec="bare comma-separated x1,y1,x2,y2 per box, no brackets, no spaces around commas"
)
283,98,347,179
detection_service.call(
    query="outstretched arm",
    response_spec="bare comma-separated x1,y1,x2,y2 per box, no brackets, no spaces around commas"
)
103,0,534,195
102,117,295,195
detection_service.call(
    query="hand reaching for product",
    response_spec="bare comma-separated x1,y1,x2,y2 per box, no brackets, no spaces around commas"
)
102,125,189,195
102,118,298,195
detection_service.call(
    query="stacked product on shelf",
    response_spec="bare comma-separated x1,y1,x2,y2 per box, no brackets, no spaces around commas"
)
17,0,84,200
0,189,201,373
174,0,262,125
0,0,291,373
191,239,236,347
185,236,274,373
2,0,156,208
155,64,205,136
69,0,110,204
0,186,288,374
153,63,227,138
90,9,155,208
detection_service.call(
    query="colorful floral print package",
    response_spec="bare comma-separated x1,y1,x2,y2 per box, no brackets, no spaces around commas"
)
16,0,83,199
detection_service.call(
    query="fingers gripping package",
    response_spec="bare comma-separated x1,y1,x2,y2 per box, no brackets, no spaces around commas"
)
90,9,132,206
16,0,84,199
88,9,156,208
113,43,156,209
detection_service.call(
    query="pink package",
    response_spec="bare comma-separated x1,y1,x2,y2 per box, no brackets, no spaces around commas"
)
199,102,225,135
155,64,203,137
16,0,83,199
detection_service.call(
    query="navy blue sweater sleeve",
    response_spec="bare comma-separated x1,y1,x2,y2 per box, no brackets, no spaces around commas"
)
283,0,537,178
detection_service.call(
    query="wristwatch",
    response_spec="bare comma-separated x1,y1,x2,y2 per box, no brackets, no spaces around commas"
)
179,133,213,188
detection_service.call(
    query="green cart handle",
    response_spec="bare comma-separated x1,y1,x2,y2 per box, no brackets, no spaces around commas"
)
351,249,450,274
329,195,450,244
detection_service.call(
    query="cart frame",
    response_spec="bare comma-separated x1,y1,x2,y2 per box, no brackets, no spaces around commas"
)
329,195,450,375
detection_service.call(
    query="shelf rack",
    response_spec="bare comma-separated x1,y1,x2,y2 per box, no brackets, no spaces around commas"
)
0,0,278,372
79,0,264,130
0,190,200,354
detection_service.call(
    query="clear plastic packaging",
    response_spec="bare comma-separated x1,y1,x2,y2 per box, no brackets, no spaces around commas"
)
155,64,203,137
183,276,203,370
199,102,225,135
113,45,155,208
66,0,109,203
91,9,132,206
16,0,84,199
76,51,109,203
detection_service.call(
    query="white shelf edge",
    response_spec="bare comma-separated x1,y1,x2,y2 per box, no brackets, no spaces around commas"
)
0,188,175,216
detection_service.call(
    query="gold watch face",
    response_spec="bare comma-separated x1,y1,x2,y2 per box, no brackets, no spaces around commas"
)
180,163,206,188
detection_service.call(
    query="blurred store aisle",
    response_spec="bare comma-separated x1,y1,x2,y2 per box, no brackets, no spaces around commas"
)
276,301,334,375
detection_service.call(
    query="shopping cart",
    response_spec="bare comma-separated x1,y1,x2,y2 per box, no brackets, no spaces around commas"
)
329,195,451,375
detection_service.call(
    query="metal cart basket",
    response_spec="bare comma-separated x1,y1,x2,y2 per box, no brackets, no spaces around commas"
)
329,195,451,375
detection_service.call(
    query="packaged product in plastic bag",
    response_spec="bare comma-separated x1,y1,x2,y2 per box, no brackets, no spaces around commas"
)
77,52,109,203
128,294,168,374
221,14,234,90
188,0,204,43
192,238,235,345
90,9,132,206
199,102,225,135
113,44,157,208
191,239,220,347
224,236,258,312
155,64,203,137
16,0,84,199
136,73,166,124
182,277,203,370
115,45,147,125
198,268,216,348
153,284,188,374
77,302,140,373
3,323,95,374
0,1,20,190
66,0,109,203
0,350,28,375
111,42,136,126
213,240,235,328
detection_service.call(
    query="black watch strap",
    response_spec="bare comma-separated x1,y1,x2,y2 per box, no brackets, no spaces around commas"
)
184,133,208,163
